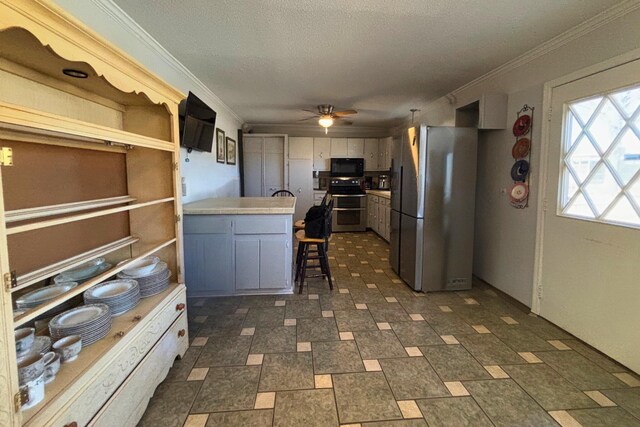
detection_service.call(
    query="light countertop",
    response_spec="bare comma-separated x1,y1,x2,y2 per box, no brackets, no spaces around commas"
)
367,190,391,198
183,197,296,215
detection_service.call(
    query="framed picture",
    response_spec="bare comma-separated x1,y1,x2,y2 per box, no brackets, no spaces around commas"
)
216,128,225,163
226,137,237,165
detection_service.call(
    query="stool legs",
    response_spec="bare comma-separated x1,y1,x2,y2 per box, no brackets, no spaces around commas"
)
298,243,309,294
318,242,333,290
296,240,333,294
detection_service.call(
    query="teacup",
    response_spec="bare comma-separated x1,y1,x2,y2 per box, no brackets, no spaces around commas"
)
52,335,82,363
43,352,61,384
17,352,47,385
15,327,35,356
19,373,45,411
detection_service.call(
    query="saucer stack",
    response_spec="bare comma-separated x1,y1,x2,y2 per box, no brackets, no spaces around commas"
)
84,279,140,316
117,262,171,298
49,304,112,346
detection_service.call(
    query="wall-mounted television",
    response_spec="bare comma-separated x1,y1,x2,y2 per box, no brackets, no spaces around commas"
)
179,91,217,152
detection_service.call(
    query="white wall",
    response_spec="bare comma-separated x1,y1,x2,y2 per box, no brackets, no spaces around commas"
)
414,6,640,307
53,0,243,203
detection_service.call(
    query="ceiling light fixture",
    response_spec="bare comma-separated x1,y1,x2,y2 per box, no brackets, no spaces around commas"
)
62,68,88,79
318,115,334,134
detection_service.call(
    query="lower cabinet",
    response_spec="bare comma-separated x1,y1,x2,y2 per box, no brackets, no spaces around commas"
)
367,194,391,242
184,214,293,296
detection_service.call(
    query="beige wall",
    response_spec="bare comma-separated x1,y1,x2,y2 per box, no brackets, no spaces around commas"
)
413,7,640,308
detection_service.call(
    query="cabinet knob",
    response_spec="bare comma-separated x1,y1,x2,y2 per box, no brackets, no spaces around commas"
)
64,423,78,427
133,315,142,322
176,303,186,311
178,329,186,337
297,188,302,193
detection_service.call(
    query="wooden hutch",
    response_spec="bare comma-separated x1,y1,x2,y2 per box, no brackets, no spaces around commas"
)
0,0,188,425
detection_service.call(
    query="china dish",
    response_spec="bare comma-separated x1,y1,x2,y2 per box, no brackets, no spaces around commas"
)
49,304,111,346
29,336,52,356
54,261,112,284
16,282,78,309
117,261,171,298
15,327,35,357
118,256,160,277
84,279,140,316
52,335,82,363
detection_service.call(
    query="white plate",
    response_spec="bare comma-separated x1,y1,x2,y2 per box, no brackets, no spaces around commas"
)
50,304,110,329
57,258,105,280
85,279,137,300
54,262,113,284
16,283,78,308
118,256,160,277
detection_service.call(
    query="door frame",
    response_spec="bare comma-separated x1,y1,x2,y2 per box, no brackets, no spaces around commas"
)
532,47,640,313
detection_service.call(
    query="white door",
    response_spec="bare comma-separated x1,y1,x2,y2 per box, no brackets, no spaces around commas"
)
289,159,313,222
541,58,640,372
264,136,284,194
243,136,263,197
289,137,313,160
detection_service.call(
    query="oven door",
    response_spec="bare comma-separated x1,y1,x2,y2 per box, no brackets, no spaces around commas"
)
331,195,367,231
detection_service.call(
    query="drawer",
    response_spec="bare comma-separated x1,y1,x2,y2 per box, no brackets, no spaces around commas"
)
380,198,391,206
369,195,379,203
184,215,232,234
89,314,189,427
42,286,187,427
234,216,289,234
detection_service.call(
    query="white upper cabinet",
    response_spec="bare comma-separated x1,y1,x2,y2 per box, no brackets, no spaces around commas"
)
330,138,348,157
347,138,365,157
364,138,379,171
313,137,331,170
478,93,508,129
288,137,313,159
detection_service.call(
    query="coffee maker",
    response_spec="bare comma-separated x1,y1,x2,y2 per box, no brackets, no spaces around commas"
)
378,174,390,190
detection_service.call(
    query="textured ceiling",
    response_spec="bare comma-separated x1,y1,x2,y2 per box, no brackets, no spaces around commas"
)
113,0,619,127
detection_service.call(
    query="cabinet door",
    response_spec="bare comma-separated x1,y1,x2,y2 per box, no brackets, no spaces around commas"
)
313,137,331,170
364,138,378,171
378,138,387,171
347,138,365,157
184,233,233,296
235,238,260,289
330,138,348,157
367,196,376,228
378,203,386,237
243,150,263,197
264,136,284,191
259,236,289,289
289,159,314,222
385,137,393,169
289,137,314,160
384,206,391,241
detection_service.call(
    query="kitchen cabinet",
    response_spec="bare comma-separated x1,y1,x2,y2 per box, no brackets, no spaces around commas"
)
313,137,331,170
235,234,289,290
364,138,379,171
330,138,348,157
242,135,287,196
367,192,391,241
347,138,365,157
289,159,314,222
377,137,392,171
289,137,313,160
0,2,186,425
368,195,379,229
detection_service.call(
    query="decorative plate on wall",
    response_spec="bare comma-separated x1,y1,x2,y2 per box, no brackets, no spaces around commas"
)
512,114,531,136
512,137,531,159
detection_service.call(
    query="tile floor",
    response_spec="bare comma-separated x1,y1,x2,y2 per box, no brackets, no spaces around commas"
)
139,231,640,427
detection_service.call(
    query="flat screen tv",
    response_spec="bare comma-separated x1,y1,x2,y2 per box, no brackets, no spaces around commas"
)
179,91,216,152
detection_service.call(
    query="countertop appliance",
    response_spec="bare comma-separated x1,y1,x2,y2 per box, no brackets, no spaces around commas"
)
390,126,477,292
378,174,390,190
329,177,367,232
330,158,364,177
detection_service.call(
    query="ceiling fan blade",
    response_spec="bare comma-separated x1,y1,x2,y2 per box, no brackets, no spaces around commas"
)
298,116,318,121
334,120,353,126
333,109,357,117
301,109,320,114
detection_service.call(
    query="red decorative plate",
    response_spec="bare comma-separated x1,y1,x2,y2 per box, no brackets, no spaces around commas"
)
512,138,531,159
509,183,529,203
513,115,531,137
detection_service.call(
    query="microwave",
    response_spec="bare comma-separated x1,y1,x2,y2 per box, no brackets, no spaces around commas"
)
330,158,364,177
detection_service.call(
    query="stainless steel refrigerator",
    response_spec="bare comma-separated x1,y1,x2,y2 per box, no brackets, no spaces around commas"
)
390,126,477,292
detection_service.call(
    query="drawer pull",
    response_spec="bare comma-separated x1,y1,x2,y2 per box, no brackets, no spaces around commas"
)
178,329,186,337
176,303,186,311
133,315,142,322
65,422,77,427
115,331,125,338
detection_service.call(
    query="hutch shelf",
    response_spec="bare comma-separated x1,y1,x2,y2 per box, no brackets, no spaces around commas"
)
0,1,187,425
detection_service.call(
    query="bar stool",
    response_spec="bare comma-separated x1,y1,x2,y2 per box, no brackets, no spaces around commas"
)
294,198,333,294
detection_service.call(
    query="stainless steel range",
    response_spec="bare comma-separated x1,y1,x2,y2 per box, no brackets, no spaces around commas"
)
329,177,367,232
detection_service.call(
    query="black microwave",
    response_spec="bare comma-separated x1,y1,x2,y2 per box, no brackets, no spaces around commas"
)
330,158,364,177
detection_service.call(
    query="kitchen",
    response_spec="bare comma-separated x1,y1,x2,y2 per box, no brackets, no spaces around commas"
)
1,1,639,427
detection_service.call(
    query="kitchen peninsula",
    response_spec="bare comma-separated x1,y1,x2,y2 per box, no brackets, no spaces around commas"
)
183,197,296,296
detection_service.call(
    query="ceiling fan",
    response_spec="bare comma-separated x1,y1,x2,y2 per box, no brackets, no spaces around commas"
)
300,104,357,133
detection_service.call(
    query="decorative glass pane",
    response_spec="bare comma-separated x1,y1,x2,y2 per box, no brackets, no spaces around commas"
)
587,99,625,153
604,196,640,225
564,192,595,218
560,84,640,227
605,128,640,184
570,97,600,124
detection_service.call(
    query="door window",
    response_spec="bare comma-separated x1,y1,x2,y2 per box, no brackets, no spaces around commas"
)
559,84,640,227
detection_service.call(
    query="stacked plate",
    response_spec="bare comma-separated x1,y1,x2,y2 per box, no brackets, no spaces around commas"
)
49,304,112,346
54,258,113,284
16,283,78,310
117,262,171,298
84,279,140,316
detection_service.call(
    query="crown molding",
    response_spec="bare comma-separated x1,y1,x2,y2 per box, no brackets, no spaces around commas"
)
246,122,391,137
450,0,640,97
87,0,243,123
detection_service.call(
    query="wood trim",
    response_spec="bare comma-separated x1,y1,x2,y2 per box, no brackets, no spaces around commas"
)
0,101,175,151
0,128,127,153
6,197,174,235
14,235,139,291
6,196,136,223
13,237,177,327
